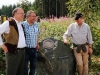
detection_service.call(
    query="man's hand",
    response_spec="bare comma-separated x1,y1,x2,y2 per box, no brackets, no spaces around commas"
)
88,48,93,54
8,17,13,21
63,39,70,44
36,44,40,51
1,44,8,53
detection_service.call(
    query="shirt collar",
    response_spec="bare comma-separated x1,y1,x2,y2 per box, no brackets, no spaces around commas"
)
13,18,21,24
75,22,84,27
26,20,36,26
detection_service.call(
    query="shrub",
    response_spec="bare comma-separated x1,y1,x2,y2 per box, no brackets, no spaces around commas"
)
0,48,6,74
39,18,73,41
91,26,100,55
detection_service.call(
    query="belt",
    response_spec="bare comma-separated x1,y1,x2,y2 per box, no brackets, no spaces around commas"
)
25,47,36,49
73,43,88,47
17,47,25,50
73,43,88,53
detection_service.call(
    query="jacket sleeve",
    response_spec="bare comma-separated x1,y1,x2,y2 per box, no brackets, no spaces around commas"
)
0,21,9,45
63,25,72,39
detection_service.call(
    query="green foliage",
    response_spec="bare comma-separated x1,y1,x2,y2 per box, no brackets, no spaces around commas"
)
67,0,100,55
0,5,15,17
0,48,6,75
33,0,68,17
18,0,31,14
0,0,34,17
67,0,100,25
91,26,100,55
0,0,69,18
39,18,73,41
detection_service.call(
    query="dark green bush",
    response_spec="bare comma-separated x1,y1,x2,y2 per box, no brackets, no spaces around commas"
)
0,48,6,74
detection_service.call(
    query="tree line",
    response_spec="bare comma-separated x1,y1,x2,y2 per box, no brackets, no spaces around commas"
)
0,5,17,17
0,0,100,20
0,0,69,18
33,0,69,18
0,0,32,18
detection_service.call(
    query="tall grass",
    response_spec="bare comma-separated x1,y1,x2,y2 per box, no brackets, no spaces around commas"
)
39,17,74,41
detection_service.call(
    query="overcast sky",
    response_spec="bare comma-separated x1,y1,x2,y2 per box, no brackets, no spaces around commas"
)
0,0,35,8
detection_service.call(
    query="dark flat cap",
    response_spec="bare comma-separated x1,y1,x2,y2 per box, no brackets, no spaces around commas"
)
74,12,83,20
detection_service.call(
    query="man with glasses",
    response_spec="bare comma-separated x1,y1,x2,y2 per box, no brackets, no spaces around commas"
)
0,7,26,75
22,10,40,75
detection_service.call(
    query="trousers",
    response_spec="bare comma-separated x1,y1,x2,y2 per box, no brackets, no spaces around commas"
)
6,49,25,75
24,48,37,75
73,45,89,75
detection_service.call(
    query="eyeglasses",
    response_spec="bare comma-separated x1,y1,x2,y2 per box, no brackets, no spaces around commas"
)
16,13,25,15
29,15,36,17
33,16,36,17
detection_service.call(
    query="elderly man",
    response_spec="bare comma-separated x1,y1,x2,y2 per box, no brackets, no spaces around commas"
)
22,10,40,75
63,12,93,75
0,7,26,75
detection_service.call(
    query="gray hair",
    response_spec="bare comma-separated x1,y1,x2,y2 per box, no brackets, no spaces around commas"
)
26,10,36,17
12,7,22,16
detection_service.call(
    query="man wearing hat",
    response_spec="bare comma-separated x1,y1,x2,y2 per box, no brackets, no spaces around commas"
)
63,12,93,75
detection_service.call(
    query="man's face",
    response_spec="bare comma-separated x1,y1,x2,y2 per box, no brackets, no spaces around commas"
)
15,8,25,21
28,13,36,23
76,18,83,25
